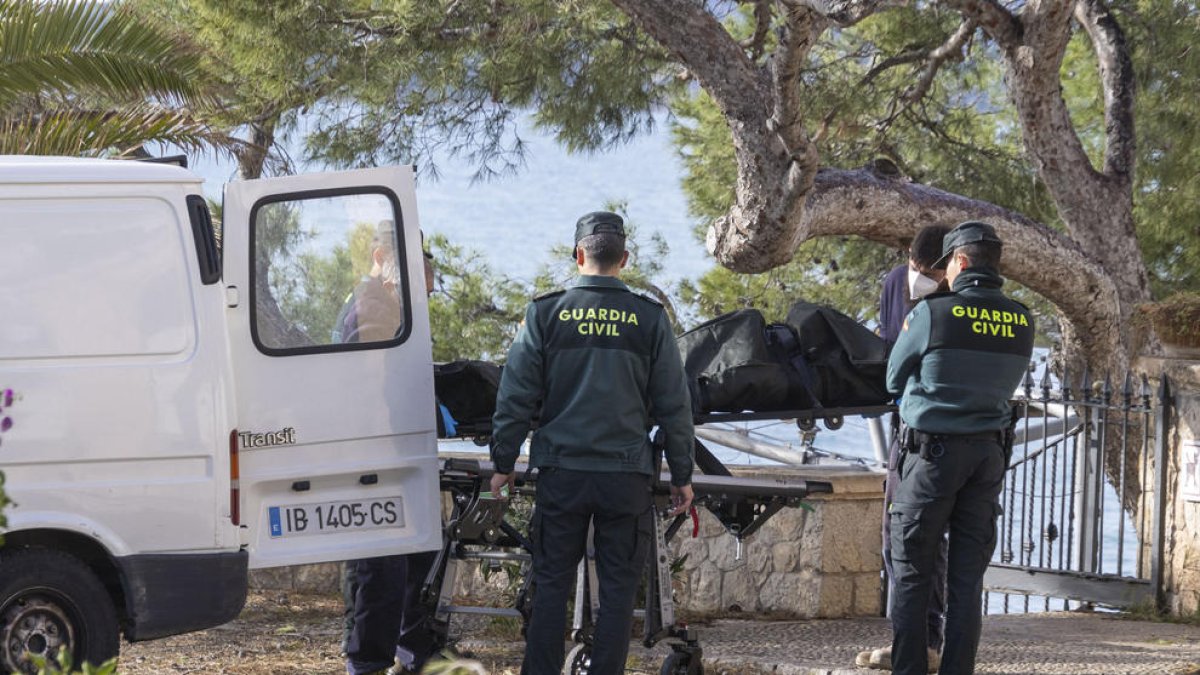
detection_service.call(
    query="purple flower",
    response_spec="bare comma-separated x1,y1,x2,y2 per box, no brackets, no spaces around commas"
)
0,417,10,432
2,389,11,408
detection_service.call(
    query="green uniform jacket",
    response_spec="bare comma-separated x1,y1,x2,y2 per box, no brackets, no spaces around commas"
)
886,267,1035,434
491,275,695,486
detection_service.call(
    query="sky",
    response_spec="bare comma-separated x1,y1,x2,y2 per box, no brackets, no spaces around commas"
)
188,114,714,287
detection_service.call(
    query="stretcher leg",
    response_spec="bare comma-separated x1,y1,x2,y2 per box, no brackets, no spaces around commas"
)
429,455,829,673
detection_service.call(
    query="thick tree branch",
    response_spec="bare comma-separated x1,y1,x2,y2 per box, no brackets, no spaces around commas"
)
741,0,773,61
944,0,1088,214
1075,0,1136,179
940,0,1022,50
950,0,1148,309
797,166,1122,363
770,6,827,195
609,0,766,124
790,0,905,25
1019,0,1075,67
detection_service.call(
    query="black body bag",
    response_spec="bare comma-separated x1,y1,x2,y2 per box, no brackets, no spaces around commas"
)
784,301,891,407
434,360,502,429
676,309,815,414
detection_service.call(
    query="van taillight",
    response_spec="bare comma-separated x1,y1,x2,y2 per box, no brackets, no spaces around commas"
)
229,429,241,526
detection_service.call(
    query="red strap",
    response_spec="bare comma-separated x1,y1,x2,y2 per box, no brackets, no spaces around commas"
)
690,505,700,538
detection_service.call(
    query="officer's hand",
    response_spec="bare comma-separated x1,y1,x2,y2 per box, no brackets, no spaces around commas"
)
489,472,515,499
668,484,694,517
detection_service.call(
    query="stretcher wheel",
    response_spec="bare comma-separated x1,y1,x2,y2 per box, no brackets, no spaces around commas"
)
823,415,844,430
660,650,702,675
563,643,591,675
797,417,817,431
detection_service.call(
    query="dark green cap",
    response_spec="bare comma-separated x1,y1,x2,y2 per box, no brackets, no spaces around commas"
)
571,211,625,259
933,220,1002,269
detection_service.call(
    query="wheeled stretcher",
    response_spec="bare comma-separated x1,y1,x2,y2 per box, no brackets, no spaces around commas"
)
423,408,886,674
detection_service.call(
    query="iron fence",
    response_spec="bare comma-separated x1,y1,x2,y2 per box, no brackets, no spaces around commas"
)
984,368,1168,613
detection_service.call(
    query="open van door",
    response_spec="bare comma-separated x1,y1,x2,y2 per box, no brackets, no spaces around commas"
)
223,166,441,568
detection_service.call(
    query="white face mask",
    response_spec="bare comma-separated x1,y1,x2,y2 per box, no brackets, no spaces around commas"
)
380,259,401,287
907,267,940,300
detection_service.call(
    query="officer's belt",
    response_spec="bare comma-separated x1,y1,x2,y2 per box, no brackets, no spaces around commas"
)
911,429,1003,443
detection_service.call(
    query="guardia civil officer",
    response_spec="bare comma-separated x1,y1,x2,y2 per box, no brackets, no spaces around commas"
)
857,224,951,673
886,221,1034,675
489,211,695,675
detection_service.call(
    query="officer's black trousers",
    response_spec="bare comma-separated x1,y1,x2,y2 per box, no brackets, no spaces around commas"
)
883,424,948,649
344,551,439,675
523,468,652,675
889,434,1005,675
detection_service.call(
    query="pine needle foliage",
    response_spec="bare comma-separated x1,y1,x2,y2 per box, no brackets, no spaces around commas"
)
141,0,679,181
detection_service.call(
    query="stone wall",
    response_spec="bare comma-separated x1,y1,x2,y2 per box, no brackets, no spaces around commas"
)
669,465,884,618
250,562,343,593
248,462,887,620
1140,357,1200,615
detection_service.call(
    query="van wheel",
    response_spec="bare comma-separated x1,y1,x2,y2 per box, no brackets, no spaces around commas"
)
0,549,119,674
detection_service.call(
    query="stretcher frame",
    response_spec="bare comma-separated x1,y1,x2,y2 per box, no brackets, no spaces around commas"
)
423,407,889,674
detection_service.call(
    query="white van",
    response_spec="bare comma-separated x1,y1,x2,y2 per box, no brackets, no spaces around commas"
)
0,157,441,672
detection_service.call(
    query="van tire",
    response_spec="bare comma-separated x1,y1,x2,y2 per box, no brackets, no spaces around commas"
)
0,548,120,674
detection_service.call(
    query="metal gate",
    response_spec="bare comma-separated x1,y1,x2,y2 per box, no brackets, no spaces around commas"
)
984,368,1170,613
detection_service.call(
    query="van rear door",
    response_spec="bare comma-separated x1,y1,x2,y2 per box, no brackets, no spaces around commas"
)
223,166,440,568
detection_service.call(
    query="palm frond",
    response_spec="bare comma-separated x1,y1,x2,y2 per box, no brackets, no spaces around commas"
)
0,0,206,105
0,105,233,156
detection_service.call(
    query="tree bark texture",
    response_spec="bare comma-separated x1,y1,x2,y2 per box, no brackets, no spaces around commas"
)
611,0,1150,374
237,119,277,181
611,0,1154,517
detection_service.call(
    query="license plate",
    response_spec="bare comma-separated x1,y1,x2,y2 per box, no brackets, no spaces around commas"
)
267,496,404,538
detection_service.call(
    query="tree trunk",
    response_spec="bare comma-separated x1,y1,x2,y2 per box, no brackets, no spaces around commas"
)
237,120,277,181
610,0,1154,513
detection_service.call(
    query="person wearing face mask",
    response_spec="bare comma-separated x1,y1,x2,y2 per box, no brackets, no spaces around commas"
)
857,224,949,673
879,225,951,347
333,219,406,344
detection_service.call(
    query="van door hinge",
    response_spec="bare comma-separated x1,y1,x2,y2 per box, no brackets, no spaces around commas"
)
225,285,239,308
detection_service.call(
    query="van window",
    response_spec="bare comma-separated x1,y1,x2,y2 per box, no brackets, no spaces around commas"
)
0,198,193,360
251,190,409,355
187,195,220,284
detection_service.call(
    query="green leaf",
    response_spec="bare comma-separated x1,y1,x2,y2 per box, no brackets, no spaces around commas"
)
0,0,207,105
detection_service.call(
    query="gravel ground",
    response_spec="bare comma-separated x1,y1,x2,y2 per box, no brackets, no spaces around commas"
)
120,591,353,675
118,590,666,675
116,591,1200,675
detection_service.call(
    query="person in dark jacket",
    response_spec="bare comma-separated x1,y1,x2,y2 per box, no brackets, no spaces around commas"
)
490,211,695,675
859,224,950,672
879,225,950,346
343,239,439,675
886,221,1034,675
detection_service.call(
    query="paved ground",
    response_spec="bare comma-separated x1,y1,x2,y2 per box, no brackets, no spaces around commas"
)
687,613,1200,674
456,612,1200,675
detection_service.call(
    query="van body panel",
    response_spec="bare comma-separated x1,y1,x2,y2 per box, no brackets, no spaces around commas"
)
223,166,440,568
0,197,193,360
0,155,199,184
0,513,134,557
116,551,248,641
0,178,233,558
